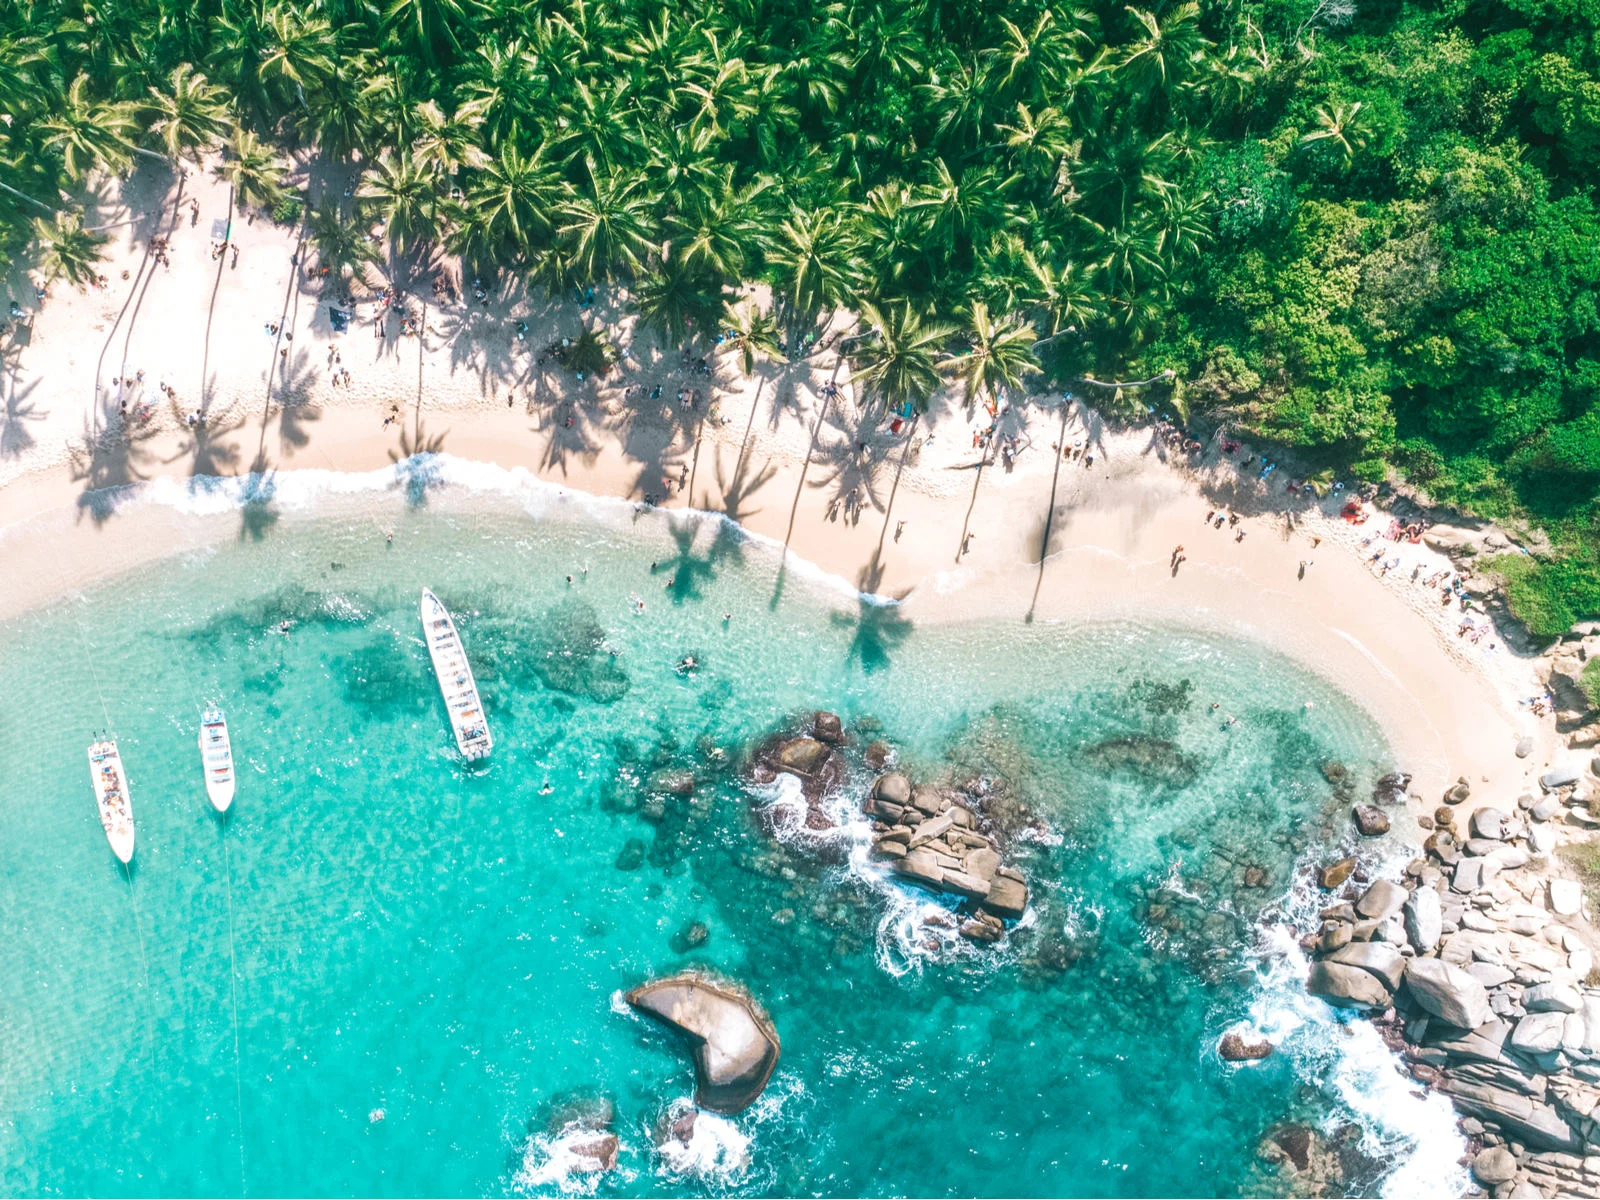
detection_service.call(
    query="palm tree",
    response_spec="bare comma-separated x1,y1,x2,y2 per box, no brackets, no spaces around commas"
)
849,300,955,417
38,75,136,181
359,150,437,257
722,297,784,474
214,126,286,213
145,65,231,164
1298,102,1369,169
767,206,864,345
307,204,381,284
556,167,656,283
33,213,109,290
411,99,491,178
631,259,725,350
1024,250,1105,338
466,143,565,254
1120,4,1208,93
948,302,1040,411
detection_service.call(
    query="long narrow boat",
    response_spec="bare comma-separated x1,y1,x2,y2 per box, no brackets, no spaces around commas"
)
87,739,135,863
199,705,235,812
420,588,493,760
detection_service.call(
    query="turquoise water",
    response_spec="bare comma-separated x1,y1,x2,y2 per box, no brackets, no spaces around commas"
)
0,471,1449,1197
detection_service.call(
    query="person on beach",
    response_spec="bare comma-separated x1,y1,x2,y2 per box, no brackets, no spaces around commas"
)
895,520,905,542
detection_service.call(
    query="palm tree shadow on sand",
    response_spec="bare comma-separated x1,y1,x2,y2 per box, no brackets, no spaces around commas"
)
238,449,280,542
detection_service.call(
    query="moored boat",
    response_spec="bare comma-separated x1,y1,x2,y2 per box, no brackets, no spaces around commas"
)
420,588,493,760
87,739,135,863
199,705,235,812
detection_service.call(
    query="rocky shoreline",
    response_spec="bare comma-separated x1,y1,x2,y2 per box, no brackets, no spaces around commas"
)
1299,761,1600,1198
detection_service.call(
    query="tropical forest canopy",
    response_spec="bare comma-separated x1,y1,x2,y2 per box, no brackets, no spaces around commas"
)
1,0,1598,631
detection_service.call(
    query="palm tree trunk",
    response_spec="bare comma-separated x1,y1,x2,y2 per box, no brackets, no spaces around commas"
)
873,412,918,560
780,355,845,555
730,375,766,483
200,183,234,412
0,179,59,216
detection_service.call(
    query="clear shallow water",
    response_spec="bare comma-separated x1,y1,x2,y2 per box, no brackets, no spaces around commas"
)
0,471,1462,1197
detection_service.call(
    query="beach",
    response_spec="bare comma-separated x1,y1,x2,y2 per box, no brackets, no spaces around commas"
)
0,158,1558,804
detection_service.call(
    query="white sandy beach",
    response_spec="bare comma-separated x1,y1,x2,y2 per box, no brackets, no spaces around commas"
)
0,157,1567,807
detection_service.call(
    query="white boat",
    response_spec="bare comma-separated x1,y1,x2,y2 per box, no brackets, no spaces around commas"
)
87,739,135,863
420,588,493,760
199,705,235,812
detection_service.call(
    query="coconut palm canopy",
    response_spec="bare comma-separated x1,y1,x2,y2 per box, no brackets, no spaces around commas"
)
1,0,1599,627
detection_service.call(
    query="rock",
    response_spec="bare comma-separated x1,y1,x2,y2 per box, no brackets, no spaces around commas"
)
964,848,1000,882
615,838,647,871
873,838,907,859
1353,805,1391,836
1530,796,1562,822
1543,766,1581,790
907,813,955,850
981,874,1028,920
892,850,945,889
1443,1076,1581,1152
939,869,992,900
624,973,781,1113
1405,887,1443,952
1355,880,1408,921
1491,846,1529,871
650,769,695,796
1524,983,1584,1014
1473,1146,1518,1186
1511,1011,1568,1054
812,711,843,744
1446,781,1472,805
1329,941,1406,990
1550,880,1583,916
1516,736,1535,759
1319,858,1357,889
1471,807,1509,841
774,738,830,775
959,918,1002,943
1320,924,1353,953
674,921,710,951
873,773,911,805
1465,962,1515,987
1453,857,1498,893
1267,1124,1316,1172
910,788,946,816
1219,1030,1274,1062
1405,957,1492,1029
1307,960,1392,1009
863,741,892,769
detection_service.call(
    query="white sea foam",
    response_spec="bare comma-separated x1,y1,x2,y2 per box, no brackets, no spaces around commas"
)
511,1126,633,1196
653,1099,751,1183
130,455,899,607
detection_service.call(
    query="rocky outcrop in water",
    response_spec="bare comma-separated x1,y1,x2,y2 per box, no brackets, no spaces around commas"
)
1301,763,1600,1198
861,772,1031,925
625,972,781,1114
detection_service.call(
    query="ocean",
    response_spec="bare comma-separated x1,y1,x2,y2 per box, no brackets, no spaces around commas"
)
0,459,1465,1197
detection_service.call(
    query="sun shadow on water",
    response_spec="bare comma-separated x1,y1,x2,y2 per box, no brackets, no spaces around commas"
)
389,423,449,507
238,450,280,542
833,549,914,672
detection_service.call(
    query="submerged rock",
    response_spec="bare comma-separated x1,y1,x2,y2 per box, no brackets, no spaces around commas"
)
1319,857,1357,889
625,973,781,1113
1078,735,1199,787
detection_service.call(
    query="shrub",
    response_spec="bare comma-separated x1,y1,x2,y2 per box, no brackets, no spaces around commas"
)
1582,659,1600,708
1487,551,1600,639
271,194,303,225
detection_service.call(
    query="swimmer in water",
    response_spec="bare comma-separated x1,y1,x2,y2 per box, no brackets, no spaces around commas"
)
539,781,553,795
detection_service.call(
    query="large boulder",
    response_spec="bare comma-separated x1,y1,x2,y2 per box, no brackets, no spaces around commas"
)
1307,961,1392,1009
1404,887,1442,953
1469,807,1508,841
1319,858,1357,889
1355,880,1407,921
812,711,844,744
1352,805,1391,837
981,874,1029,919
1328,942,1406,991
1404,958,1491,1030
1542,765,1581,791
774,738,830,776
625,973,781,1114
1510,1011,1568,1055
873,773,912,806
1472,1147,1517,1187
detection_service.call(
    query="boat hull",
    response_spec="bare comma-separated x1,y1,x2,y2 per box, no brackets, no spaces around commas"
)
420,589,493,760
87,741,135,864
199,709,235,812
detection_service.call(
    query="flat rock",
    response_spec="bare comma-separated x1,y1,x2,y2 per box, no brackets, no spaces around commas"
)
1328,942,1406,990
1443,1076,1580,1152
981,874,1028,920
1550,879,1583,916
1353,804,1391,836
1515,736,1534,759
1470,807,1509,841
963,848,1000,882
1531,795,1562,822
892,850,944,889
940,869,991,900
1404,887,1443,952
1355,879,1408,921
1404,957,1492,1029
1465,962,1515,987
1307,960,1392,1009
625,974,780,1113
907,813,954,851
1543,765,1581,791
1511,1011,1568,1054
1524,982,1584,1014
774,737,830,776
1453,857,1498,893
